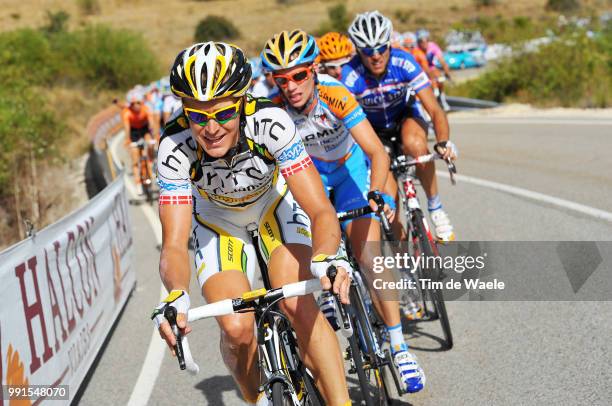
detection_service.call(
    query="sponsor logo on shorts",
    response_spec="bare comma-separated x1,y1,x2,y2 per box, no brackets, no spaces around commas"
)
296,227,311,239
264,222,276,241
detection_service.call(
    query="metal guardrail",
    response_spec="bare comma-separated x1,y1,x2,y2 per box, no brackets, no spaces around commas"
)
447,96,501,111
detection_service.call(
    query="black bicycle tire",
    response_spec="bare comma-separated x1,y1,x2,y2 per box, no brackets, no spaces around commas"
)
349,284,389,405
347,322,376,405
300,367,324,406
413,210,453,349
271,381,292,406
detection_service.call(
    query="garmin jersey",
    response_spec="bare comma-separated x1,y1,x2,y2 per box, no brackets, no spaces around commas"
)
275,74,367,166
157,97,312,209
341,47,431,130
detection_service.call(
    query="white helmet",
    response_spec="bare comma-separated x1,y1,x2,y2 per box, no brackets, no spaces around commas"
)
348,10,393,49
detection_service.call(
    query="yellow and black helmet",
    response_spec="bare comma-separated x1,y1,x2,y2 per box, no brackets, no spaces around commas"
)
170,42,252,101
261,29,319,72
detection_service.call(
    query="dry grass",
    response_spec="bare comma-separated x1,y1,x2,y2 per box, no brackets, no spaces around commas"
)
5,0,604,67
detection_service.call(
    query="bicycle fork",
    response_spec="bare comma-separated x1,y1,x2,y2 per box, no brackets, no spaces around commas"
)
258,316,301,404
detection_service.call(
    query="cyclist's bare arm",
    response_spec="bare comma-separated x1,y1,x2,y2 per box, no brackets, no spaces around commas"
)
147,110,159,140
439,58,452,79
284,164,349,301
158,203,193,350
122,114,132,147
349,119,389,194
417,86,450,142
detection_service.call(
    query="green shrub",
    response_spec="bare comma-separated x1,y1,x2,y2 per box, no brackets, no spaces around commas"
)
194,16,240,42
0,29,57,86
314,3,349,36
54,25,161,89
43,10,70,34
546,0,580,13
449,31,611,107
0,83,65,190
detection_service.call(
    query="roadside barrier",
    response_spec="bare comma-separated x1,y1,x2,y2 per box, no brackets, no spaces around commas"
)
0,105,134,405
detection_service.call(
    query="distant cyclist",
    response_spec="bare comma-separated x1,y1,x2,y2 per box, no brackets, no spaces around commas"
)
402,31,431,75
122,89,156,193
416,29,452,111
248,56,268,98
145,83,164,142
317,32,355,80
161,76,182,125
262,29,426,395
152,41,351,406
343,11,457,242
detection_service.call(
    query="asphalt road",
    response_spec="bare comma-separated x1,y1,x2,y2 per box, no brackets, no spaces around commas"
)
76,109,612,405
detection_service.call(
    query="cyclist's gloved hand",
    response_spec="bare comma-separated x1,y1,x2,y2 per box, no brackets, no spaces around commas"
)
434,140,458,160
368,190,396,223
151,290,192,355
311,254,351,305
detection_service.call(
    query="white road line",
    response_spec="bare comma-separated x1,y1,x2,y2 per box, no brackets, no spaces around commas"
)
437,170,612,223
450,118,612,126
109,133,167,406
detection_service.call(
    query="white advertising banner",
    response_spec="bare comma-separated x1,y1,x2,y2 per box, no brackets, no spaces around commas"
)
0,176,134,405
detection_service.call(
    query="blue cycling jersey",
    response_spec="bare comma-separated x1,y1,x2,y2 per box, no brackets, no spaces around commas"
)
341,47,431,130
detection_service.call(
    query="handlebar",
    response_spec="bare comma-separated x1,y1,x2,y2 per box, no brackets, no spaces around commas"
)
337,192,395,242
167,277,326,374
391,152,457,185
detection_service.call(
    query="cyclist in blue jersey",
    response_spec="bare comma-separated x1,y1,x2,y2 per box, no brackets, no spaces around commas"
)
262,29,426,394
342,11,458,243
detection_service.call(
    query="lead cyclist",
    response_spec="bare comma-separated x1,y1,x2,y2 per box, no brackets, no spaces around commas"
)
150,42,351,406
342,10,458,242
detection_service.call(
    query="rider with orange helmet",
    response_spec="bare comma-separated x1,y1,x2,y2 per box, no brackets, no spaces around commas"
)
317,32,355,79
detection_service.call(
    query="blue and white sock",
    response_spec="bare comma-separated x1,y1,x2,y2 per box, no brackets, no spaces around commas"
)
427,194,442,212
387,323,407,352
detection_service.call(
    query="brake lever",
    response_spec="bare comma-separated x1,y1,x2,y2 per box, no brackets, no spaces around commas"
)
327,266,353,337
446,158,457,185
164,306,186,370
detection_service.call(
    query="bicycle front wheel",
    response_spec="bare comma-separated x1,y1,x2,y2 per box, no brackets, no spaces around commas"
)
271,381,293,406
412,209,453,349
348,282,391,405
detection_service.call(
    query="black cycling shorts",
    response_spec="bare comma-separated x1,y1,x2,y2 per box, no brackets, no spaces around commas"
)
129,126,150,143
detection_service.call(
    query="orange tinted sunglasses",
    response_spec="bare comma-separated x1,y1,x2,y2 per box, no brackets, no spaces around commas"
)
272,67,313,88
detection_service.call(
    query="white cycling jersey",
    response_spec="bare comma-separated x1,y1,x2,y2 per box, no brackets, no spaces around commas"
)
157,97,312,209
157,97,315,286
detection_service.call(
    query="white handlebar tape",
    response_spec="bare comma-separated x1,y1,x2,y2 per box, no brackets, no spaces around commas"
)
180,336,200,375
282,279,322,299
188,298,234,322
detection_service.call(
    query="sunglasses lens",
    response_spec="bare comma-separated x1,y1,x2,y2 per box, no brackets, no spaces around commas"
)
361,44,388,57
187,111,208,125
293,70,309,82
274,77,288,86
215,106,239,122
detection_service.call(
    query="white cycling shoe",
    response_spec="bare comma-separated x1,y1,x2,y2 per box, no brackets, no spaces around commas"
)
392,344,426,393
430,209,455,242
